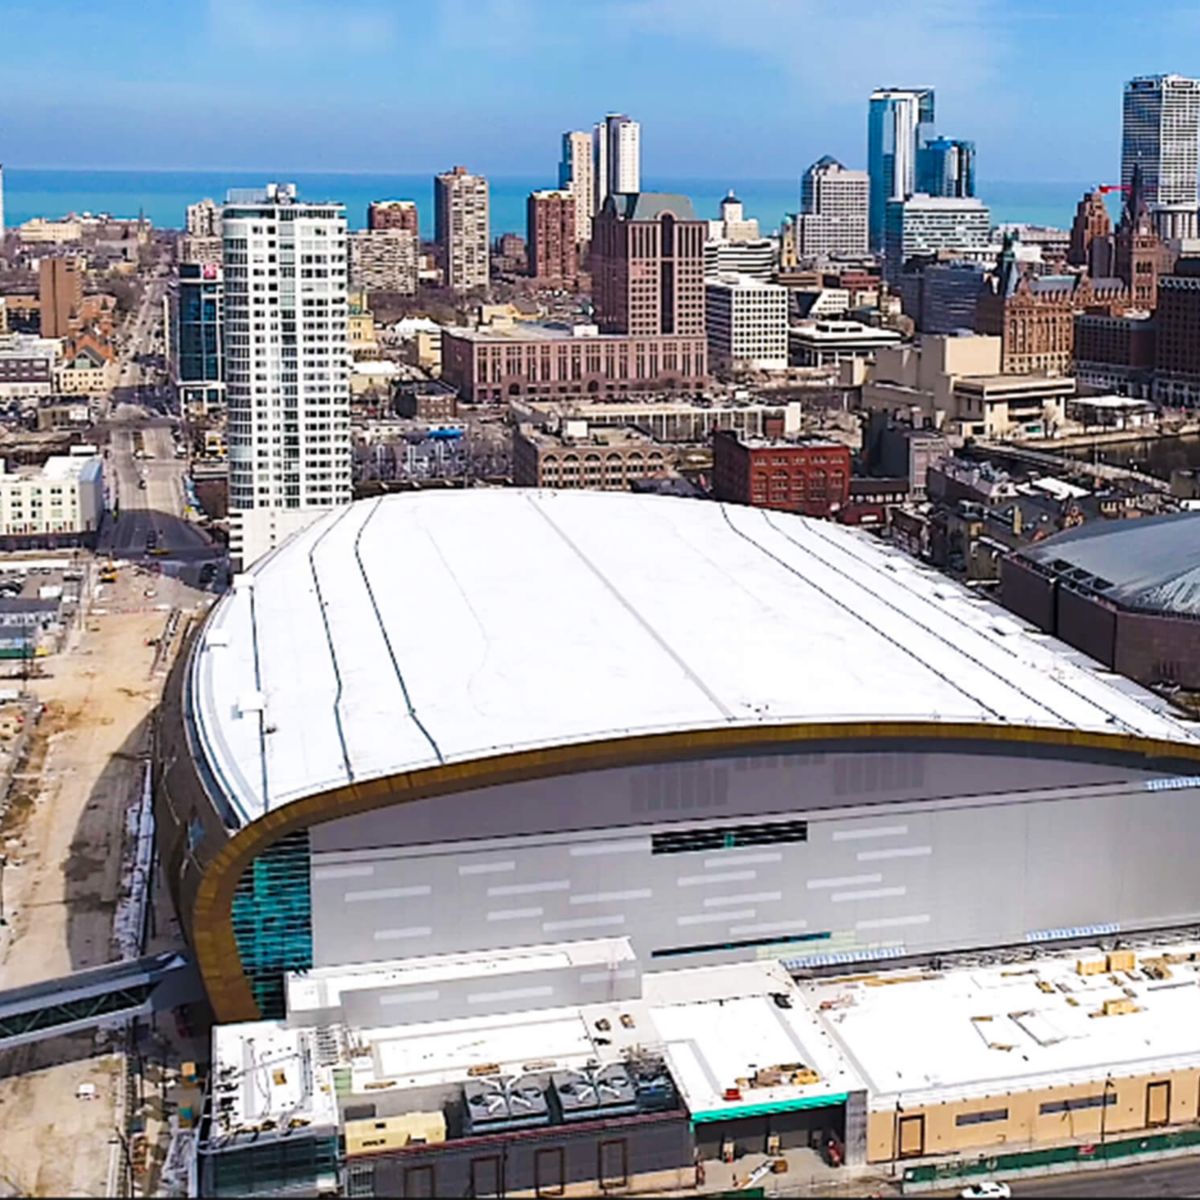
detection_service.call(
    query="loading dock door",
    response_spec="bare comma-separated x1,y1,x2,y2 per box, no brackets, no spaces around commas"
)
1146,1080,1171,1127
898,1114,925,1158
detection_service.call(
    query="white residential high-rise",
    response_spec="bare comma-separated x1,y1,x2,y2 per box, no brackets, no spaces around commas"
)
434,166,489,292
221,183,351,565
797,156,870,258
559,131,595,244
1122,74,1200,240
868,86,935,251
593,113,640,211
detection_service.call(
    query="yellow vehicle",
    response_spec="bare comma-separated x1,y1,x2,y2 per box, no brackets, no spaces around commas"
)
99,567,118,583
148,547,169,557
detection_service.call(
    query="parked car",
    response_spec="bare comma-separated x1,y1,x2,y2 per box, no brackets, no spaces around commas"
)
959,1184,1012,1200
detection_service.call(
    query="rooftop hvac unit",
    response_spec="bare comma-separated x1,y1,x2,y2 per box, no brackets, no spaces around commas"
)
463,1075,551,1135
626,1055,677,1113
551,1065,638,1122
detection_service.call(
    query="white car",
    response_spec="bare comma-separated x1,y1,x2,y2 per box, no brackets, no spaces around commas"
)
959,1184,1011,1200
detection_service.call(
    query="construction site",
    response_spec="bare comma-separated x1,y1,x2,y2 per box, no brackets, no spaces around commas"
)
0,548,209,1198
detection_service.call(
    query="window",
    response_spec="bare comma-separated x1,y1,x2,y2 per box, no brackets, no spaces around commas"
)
535,1148,564,1197
599,1139,628,1190
956,1107,1009,1127
651,818,808,855
1039,1094,1116,1116
470,1156,501,1198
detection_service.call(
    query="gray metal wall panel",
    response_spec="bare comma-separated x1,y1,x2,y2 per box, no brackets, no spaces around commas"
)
309,748,1161,854
308,751,1200,974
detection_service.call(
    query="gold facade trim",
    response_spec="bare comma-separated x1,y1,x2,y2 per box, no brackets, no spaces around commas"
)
190,720,1200,1023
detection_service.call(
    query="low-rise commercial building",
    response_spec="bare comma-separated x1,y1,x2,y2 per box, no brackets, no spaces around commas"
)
862,333,1072,438
515,397,802,444
0,333,60,402
788,319,902,368
705,273,788,372
513,420,676,489
0,452,103,547
394,379,459,421
442,323,707,403
951,373,1073,439
703,237,777,281
1073,311,1156,396
712,430,850,517
1153,260,1200,404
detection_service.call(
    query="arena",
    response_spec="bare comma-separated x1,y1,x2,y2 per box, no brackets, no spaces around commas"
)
154,489,1200,1194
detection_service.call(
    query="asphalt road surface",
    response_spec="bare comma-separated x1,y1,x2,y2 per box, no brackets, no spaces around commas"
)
951,1157,1200,1197
99,413,220,578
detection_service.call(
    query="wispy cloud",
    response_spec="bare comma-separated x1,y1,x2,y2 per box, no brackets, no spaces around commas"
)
205,0,399,56
617,0,1008,102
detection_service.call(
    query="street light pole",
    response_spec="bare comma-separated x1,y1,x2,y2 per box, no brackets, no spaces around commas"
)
1100,1073,1114,1163
0,852,7,926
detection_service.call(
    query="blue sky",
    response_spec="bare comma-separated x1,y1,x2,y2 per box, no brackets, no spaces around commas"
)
2,0,1199,180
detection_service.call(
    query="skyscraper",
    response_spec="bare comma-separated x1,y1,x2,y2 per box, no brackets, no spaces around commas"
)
592,193,705,338
592,113,640,213
917,137,976,199
526,189,578,284
868,87,935,251
221,183,351,565
558,131,594,244
797,156,870,257
434,166,489,292
1122,74,1200,240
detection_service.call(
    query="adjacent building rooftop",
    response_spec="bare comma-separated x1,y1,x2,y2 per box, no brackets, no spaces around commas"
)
1017,512,1200,616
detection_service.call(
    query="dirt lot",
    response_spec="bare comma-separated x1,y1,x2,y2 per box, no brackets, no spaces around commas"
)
0,607,169,986
0,560,202,1198
0,1041,123,1197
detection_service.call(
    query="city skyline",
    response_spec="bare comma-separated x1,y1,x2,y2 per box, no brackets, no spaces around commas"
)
3,0,1200,181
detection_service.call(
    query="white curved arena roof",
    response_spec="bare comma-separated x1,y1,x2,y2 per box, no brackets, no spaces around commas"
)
190,491,1200,825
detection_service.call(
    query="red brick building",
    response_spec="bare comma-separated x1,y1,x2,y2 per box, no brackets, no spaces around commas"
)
711,431,850,518
977,238,1131,375
367,200,419,235
526,190,578,285
1068,190,1111,269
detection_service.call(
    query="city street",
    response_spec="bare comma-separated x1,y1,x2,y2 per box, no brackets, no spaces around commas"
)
1009,1156,1200,1197
100,410,217,573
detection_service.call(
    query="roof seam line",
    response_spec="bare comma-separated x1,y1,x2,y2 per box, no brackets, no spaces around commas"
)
308,506,357,785
523,494,736,722
782,515,1141,738
354,497,445,765
721,504,1005,721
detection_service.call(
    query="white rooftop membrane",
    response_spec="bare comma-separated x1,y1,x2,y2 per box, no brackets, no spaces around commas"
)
190,491,1200,825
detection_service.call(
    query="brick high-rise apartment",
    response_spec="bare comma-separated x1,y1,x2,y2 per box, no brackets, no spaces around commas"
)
591,193,706,338
39,256,83,338
526,190,577,284
434,167,489,292
367,200,419,236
